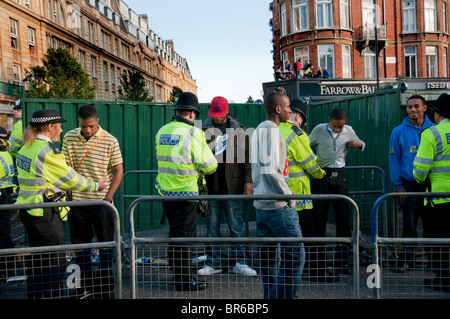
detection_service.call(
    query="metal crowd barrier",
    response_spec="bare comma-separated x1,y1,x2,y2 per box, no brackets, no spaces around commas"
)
0,201,122,299
371,192,450,299
128,194,360,299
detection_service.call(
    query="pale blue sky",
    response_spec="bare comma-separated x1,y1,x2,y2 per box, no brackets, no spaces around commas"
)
124,0,274,103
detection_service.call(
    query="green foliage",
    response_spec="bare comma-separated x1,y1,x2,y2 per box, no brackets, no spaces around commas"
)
169,86,183,102
118,69,153,102
246,95,254,103
26,47,95,100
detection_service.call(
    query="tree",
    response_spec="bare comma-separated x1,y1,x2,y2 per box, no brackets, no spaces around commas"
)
118,69,153,102
26,47,95,100
246,95,254,103
169,86,183,102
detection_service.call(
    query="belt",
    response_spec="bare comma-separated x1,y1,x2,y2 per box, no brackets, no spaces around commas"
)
324,167,345,178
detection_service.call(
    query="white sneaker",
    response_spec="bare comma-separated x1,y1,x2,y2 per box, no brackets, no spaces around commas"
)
230,262,257,276
197,265,223,276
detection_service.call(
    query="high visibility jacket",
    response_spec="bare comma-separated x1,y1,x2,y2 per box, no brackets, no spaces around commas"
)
16,138,98,219
413,120,450,205
280,122,325,210
0,150,17,191
155,117,218,196
9,120,22,159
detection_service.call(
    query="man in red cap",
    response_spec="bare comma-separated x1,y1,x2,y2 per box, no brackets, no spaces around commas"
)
199,96,256,276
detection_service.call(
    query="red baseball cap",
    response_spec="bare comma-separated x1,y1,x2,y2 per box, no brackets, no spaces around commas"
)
208,96,229,118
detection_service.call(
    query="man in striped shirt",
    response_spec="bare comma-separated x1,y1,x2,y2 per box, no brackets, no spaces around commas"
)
62,104,123,299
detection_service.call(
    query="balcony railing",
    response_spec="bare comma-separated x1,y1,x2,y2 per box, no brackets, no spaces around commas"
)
358,22,388,41
0,81,24,97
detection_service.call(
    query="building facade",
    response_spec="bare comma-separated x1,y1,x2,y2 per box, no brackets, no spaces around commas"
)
268,0,450,102
0,0,197,129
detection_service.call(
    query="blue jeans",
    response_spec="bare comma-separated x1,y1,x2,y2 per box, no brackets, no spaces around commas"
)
205,200,247,267
256,205,305,299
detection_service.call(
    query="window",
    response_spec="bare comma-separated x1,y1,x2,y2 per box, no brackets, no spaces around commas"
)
294,46,309,67
424,0,437,32
88,21,94,43
444,47,448,77
13,64,21,83
281,2,287,36
28,28,36,56
342,45,352,78
340,0,350,29
91,56,97,77
79,50,86,69
111,65,115,84
426,46,438,77
103,62,108,81
293,0,308,32
24,0,30,9
364,47,376,78
404,46,417,77
317,0,333,28
403,0,416,32
318,44,335,77
444,2,448,33
10,19,18,50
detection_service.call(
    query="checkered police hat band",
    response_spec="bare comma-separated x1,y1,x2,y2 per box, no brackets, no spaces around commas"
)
31,116,62,124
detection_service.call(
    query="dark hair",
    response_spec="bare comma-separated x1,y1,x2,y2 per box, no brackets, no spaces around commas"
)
264,92,288,114
329,108,347,120
407,94,426,105
78,104,98,120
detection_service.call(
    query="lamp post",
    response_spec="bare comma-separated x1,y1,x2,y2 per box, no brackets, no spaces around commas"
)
374,0,380,92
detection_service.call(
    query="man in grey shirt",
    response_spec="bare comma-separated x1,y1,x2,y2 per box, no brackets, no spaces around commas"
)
251,91,305,299
309,108,365,278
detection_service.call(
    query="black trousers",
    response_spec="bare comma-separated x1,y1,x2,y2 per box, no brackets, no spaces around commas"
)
162,200,199,288
19,207,66,299
68,205,115,298
312,168,351,272
0,189,15,278
425,201,450,281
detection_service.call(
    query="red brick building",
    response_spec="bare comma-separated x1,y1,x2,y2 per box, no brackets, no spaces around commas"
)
270,0,450,79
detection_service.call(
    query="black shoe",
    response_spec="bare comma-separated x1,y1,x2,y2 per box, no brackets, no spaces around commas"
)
308,269,340,283
424,278,450,292
175,279,208,291
394,262,411,273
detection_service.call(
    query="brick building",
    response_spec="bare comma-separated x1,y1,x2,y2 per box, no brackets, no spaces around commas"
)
0,0,197,129
266,0,450,102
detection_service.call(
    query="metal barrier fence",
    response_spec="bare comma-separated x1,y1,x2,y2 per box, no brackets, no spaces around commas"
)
127,194,361,299
371,192,450,299
0,201,122,299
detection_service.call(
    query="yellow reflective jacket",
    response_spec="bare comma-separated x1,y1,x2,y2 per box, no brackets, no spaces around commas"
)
8,120,22,159
16,138,99,219
0,150,17,191
155,117,218,196
280,122,325,210
413,120,450,205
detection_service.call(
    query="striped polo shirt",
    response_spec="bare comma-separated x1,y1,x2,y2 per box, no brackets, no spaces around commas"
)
62,125,123,201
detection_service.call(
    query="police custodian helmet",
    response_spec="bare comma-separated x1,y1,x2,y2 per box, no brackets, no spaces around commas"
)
173,92,200,115
290,98,308,121
433,93,450,118
29,109,67,126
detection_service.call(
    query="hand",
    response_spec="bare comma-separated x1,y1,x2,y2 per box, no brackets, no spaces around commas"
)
395,188,406,205
97,180,107,192
243,182,253,195
346,140,363,149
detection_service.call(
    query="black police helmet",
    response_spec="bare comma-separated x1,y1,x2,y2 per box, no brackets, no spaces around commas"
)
0,127,8,139
432,93,450,118
29,109,67,126
290,99,308,121
173,92,200,115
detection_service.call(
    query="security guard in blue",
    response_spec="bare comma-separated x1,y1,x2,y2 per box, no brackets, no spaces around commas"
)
155,92,217,291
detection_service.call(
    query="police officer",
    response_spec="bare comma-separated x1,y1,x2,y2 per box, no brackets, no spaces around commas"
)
16,109,106,299
0,126,17,280
9,99,23,160
413,92,450,292
155,92,218,291
279,99,333,282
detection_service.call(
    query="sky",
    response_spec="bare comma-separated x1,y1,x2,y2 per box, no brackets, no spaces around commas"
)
123,0,274,103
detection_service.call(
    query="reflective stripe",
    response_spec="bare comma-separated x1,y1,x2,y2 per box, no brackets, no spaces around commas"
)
435,154,450,162
9,137,22,144
18,188,45,198
431,166,450,173
198,156,217,169
286,132,297,148
35,145,53,177
52,169,78,187
413,166,429,177
18,177,47,187
414,156,434,165
158,166,199,175
289,171,306,178
155,180,198,196
430,126,443,156
157,155,191,164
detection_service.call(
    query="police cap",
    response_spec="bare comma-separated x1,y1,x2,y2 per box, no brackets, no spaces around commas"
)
173,92,200,115
29,109,67,126
13,99,22,110
290,98,308,121
0,127,8,139
432,93,450,118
